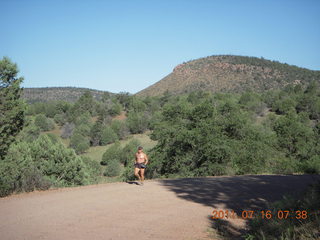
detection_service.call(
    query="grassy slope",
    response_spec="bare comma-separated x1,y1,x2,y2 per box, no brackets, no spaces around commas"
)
83,132,157,163
42,123,156,162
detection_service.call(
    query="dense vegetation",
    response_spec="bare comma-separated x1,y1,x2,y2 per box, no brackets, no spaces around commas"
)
145,83,320,178
137,55,320,96
23,87,113,103
1,57,319,238
0,57,25,160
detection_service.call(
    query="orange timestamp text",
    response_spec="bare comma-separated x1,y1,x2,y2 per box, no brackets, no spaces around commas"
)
211,209,308,220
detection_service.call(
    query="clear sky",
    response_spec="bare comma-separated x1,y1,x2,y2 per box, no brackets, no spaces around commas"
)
1,0,319,94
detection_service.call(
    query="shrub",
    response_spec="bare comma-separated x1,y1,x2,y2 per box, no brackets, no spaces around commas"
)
0,141,51,197
69,132,90,154
126,111,149,134
120,139,141,166
111,120,129,140
103,158,121,177
90,121,103,146
19,122,40,142
101,126,118,145
34,114,54,131
101,142,121,165
54,113,66,126
80,156,102,184
302,155,320,174
60,122,75,139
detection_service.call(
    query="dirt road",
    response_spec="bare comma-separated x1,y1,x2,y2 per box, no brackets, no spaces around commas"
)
0,175,319,240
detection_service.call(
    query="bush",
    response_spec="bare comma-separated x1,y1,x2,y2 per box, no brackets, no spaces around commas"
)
54,113,66,126
34,114,54,131
90,121,103,146
302,155,320,174
19,122,40,142
45,133,59,144
268,156,297,174
69,132,90,154
101,142,121,165
108,102,122,116
126,111,149,134
103,158,121,177
120,139,141,166
0,141,51,197
80,156,102,184
60,122,75,139
121,164,136,181
101,126,118,145
111,120,129,140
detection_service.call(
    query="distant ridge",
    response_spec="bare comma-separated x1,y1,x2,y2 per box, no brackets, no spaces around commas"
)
137,55,320,96
23,87,113,103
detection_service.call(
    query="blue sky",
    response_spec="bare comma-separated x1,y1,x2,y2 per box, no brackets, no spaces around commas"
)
1,0,319,94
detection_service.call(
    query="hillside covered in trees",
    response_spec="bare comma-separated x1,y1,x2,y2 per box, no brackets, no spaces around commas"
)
137,55,320,96
23,87,114,103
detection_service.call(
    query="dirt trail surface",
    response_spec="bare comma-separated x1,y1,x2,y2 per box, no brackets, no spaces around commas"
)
1,175,319,240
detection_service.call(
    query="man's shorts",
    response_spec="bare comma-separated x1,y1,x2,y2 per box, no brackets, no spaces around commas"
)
134,163,146,169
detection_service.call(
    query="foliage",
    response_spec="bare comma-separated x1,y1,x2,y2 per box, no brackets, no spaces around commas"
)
111,120,129,140
18,119,40,142
0,135,101,197
0,57,25,159
120,139,141,166
103,158,121,177
54,113,67,126
69,132,90,154
100,142,122,166
23,87,112,103
34,114,55,131
101,142,122,177
90,120,104,146
60,122,75,139
245,182,320,240
148,83,320,178
101,126,118,145
126,111,150,134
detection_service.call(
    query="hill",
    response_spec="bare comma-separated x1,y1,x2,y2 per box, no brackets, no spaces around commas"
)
137,55,320,96
23,87,113,103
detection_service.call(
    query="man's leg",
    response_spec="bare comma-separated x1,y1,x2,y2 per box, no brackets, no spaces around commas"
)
140,168,145,185
134,168,141,183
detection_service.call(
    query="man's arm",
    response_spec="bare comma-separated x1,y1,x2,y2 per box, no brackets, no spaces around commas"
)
145,154,149,165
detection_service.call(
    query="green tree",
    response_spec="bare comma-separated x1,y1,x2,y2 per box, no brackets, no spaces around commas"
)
54,113,66,126
103,158,121,177
101,126,118,145
100,142,121,165
0,57,25,159
34,114,54,131
90,121,104,146
69,132,90,154
120,139,141,166
111,120,129,140
273,112,316,161
126,111,149,134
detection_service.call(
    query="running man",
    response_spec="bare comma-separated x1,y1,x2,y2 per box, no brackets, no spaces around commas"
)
134,146,148,185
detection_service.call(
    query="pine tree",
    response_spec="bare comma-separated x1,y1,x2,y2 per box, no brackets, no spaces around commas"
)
0,57,25,159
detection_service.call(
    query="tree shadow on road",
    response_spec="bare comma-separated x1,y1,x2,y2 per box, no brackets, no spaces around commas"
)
159,174,320,239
